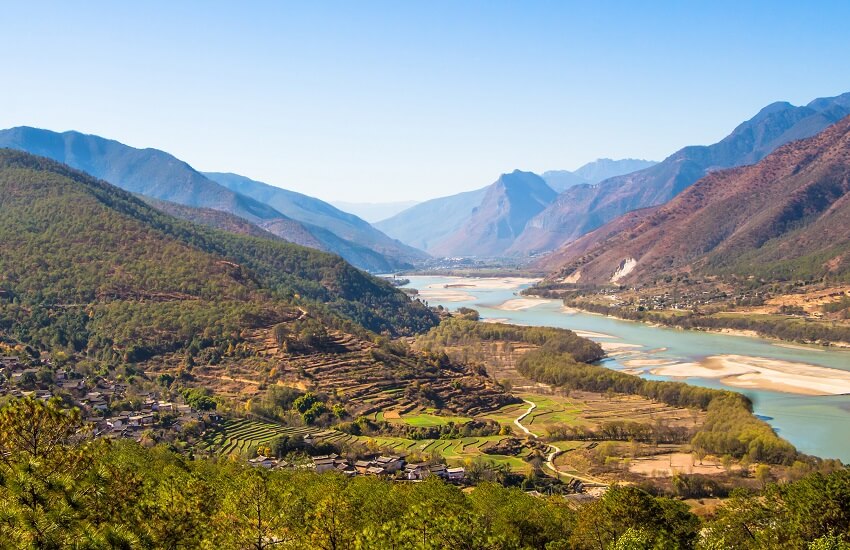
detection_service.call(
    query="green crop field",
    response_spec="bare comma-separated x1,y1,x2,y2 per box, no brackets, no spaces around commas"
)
400,412,472,427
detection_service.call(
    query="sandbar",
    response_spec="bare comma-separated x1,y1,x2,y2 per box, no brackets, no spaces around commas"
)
623,358,680,368
652,354,850,396
482,318,511,324
495,297,548,311
416,288,475,302
600,341,644,352
435,276,540,290
572,329,618,340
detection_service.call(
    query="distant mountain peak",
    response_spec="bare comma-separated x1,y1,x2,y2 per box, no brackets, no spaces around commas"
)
0,126,426,272
509,91,850,256
753,101,796,118
539,114,850,284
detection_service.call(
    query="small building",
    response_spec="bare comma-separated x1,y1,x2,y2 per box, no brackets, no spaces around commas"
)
375,455,405,473
335,462,357,476
313,456,337,473
60,380,84,391
366,466,386,476
249,455,278,469
106,417,124,430
429,464,448,478
404,463,430,481
446,467,465,481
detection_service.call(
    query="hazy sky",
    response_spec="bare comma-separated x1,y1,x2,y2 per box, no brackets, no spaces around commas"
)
2,1,850,202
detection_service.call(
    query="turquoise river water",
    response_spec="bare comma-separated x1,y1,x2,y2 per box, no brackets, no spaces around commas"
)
405,276,850,462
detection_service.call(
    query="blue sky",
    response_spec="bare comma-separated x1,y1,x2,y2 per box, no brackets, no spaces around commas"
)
2,1,849,202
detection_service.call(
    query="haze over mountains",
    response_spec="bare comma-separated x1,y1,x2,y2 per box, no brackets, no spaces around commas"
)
540,114,850,285
376,159,655,256
541,158,657,192
0,127,423,272
429,171,557,257
4,91,849,267
202,172,427,268
331,200,419,223
512,92,850,256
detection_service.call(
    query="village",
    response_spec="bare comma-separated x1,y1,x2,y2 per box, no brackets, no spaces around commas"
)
251,451,467,482
1,353,471,482
0,353,216,436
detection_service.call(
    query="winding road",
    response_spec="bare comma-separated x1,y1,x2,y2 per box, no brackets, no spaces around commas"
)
514,399,607,487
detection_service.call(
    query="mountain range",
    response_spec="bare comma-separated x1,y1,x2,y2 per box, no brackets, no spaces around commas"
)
0,127,422,272
376,159,654,256
540,114,850,285
512,92,850,255
202,172,426,269
541,158,657,192
0,149,437,360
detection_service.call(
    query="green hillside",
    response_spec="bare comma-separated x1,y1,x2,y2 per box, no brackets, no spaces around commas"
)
0,149,437,361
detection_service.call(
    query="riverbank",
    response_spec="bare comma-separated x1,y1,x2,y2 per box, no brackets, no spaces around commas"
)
560,300,850,350
407,274,850,461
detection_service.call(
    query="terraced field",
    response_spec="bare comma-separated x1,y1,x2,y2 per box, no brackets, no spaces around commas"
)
518,393,584,434
479,402,529,427
200,419,323,456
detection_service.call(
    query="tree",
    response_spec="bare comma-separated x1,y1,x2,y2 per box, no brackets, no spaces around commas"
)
570,486,699,549
212,469,300,549
0,398,98,547
139,466,214,549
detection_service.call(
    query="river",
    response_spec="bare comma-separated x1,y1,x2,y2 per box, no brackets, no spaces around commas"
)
405,275,850,463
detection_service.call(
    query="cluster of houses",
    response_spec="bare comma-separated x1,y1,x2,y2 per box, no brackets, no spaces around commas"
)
248,449,466,482
0,354,212,441
100,397,216,439
312,453,465,481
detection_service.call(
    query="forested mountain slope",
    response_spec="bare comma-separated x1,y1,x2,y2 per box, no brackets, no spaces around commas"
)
0,127,421,271
0,150,437,362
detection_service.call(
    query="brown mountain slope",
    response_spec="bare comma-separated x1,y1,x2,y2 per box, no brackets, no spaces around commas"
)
512,92,850,255
541,115,850,285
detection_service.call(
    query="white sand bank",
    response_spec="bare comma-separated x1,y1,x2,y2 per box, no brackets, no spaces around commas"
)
495,298,548,311
652,354,850,396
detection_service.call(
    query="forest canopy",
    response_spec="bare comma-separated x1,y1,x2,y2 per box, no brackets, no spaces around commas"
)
0,398,846,549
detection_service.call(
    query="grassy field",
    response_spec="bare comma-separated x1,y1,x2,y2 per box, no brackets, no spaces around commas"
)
400,411,472,427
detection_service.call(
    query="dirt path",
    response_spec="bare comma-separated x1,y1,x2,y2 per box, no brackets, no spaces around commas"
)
514,398,607,487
